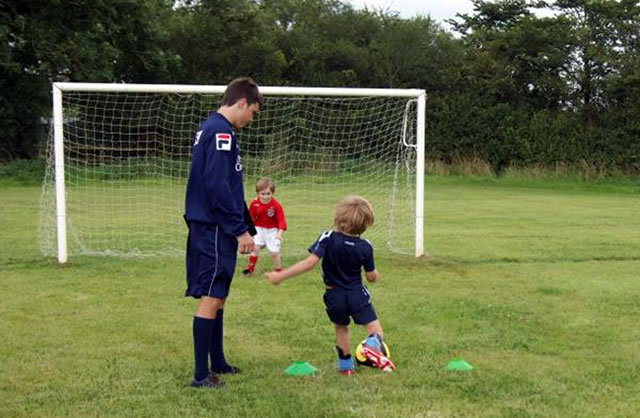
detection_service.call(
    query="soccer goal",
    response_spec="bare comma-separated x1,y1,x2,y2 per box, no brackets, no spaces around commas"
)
40,83,425,263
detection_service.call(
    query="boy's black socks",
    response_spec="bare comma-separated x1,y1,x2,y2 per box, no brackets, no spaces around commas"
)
335,345,351,359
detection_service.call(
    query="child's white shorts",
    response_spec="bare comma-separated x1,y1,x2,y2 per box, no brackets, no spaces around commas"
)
254,227,281,253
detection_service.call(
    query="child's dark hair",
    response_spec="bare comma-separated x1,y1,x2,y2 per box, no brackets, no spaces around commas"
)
221,77,264,109
334,195,374,235
256,177,275,193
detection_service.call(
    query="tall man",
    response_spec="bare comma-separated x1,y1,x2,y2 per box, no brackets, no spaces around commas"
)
184,77,263,388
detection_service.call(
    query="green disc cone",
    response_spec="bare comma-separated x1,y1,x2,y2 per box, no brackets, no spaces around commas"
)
284,361,318,376
445,358,474,371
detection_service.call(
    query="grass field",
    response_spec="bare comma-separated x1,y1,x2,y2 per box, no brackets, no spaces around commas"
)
1,175,639,417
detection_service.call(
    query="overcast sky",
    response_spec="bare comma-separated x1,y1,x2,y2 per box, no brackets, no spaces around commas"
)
347,0,477,23
347,1,556,30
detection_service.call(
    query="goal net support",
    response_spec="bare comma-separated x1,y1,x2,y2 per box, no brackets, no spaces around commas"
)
40,83,425,263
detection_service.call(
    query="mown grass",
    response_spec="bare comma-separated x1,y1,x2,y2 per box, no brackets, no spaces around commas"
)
1,173,639,417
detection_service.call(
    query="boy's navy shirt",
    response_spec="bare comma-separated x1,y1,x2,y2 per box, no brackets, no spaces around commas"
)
184,112,247,237
308,230,375,290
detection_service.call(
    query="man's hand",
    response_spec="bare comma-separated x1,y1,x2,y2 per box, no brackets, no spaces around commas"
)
365,269,380,283
237,231,254,254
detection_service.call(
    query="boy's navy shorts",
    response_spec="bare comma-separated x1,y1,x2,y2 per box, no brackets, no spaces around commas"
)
323,287,377,326
184,222,238,299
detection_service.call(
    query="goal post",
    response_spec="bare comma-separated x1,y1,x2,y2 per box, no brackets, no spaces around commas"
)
41,82,426,263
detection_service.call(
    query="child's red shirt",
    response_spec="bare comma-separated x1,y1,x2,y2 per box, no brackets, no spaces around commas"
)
247,197,287,230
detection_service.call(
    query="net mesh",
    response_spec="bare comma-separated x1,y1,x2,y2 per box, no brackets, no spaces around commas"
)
39,90,418,258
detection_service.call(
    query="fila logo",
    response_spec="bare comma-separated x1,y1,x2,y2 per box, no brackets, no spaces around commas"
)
216,133,232,151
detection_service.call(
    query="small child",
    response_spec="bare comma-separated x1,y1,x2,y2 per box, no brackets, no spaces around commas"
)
243,178,287,276
265,195,394,374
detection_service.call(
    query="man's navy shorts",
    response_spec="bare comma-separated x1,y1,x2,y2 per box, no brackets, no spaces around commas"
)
185,222,238,299
322,286,377,326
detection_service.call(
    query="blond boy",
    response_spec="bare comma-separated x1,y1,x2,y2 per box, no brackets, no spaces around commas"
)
265,196,394,374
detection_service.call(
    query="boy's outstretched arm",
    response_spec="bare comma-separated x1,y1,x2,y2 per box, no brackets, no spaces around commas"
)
265,254,320,285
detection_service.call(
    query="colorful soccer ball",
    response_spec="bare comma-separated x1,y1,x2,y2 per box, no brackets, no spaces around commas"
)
355,339,391,367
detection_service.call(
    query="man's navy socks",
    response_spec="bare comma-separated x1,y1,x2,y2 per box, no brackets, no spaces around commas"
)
210,309,238,373
193,316,214,381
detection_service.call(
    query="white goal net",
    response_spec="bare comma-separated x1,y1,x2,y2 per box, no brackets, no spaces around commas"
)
39,83,425,262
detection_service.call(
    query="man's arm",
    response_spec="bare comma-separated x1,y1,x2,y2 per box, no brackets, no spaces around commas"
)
244,201,257,236
202,132,246,237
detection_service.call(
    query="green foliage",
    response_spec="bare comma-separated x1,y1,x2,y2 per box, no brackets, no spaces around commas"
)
164,0,287,84
0,0,178,160
2,0,640,174
440,0,640,174
0,159,45,186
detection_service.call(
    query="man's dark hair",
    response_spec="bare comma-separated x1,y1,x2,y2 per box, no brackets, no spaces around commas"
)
221,77,264,109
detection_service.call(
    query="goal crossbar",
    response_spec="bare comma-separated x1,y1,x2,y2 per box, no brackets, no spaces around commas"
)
54,82,424,97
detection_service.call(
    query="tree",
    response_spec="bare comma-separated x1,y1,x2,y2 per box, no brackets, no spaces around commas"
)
450,0,573,110
260,0,380,86
370,15,457,89
446,0,640,172
164,0,286,85
0,0,177,160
